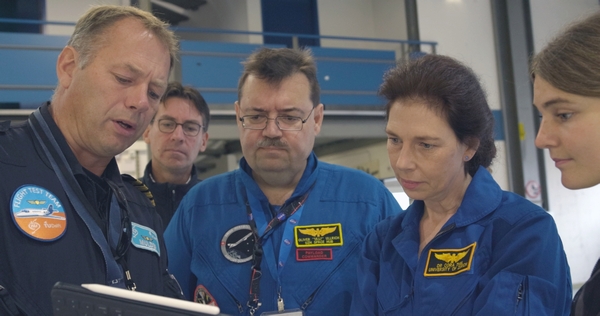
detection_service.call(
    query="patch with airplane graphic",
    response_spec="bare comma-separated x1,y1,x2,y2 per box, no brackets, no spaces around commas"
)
294,223,343,248
10,185,67,241
220,224,255,263
131,222,160,256
424,242,477,277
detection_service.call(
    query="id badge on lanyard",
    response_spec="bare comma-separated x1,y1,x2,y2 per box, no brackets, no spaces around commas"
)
244,185,313,316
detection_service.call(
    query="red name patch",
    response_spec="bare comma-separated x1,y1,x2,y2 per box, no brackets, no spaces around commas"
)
296,248,333,261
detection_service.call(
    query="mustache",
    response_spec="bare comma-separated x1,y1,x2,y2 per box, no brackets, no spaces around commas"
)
257,138,287,148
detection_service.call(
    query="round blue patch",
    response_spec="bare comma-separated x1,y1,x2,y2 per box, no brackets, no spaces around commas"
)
10,184,67,241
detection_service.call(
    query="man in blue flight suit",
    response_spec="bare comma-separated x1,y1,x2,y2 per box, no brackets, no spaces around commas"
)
0,5,183,315
164,47,403,316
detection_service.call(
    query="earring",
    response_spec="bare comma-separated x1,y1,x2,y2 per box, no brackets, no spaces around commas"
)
464,155,470,161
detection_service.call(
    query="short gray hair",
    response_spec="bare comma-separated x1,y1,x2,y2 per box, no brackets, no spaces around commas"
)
67,5,179,69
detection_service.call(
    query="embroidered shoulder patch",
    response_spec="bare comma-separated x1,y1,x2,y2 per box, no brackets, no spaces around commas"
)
131,222,160,256
10,185,67,241
294,223,343,248
424,242,477,277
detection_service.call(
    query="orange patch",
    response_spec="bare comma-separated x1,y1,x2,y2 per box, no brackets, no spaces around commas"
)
14,213,67,240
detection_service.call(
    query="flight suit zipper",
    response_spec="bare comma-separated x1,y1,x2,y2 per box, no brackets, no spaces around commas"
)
415,223,457,312
515,281,524,313
170,188,177,219
197,255,244,314
300,241,361,310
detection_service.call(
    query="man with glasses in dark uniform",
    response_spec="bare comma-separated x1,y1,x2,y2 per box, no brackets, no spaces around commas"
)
142,82,210,228
164,47,402,315
0,5,183,315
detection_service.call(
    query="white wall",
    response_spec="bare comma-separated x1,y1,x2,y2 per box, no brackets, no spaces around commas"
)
416,0,508,189
529,0,600,287
317,0,408,53
45,0,127,35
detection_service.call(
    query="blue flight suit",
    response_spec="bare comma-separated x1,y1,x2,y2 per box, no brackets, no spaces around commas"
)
351,167,572,316
0,104,182,316
165,153,402,315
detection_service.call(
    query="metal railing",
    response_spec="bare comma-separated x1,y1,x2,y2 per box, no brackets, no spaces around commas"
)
0,17,437,56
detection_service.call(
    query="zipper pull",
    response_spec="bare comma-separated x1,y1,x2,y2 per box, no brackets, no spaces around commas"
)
277,287,284,311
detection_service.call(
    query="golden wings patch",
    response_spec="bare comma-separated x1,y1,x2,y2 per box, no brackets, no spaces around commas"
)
295,223,343,248
424,242,476,277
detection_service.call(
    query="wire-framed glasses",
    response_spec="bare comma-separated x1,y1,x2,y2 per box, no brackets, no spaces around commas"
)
157,119,203,136
239,107,315,131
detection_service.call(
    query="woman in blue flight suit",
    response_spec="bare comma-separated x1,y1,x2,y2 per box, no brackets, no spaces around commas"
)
350,54,572,315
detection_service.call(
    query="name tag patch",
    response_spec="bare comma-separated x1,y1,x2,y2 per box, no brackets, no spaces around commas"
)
296,248,333,261
10,185,67,241
424,242,476,277
294,223,342,248
131,222,160,256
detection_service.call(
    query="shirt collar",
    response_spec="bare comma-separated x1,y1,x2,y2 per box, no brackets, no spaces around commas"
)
401,166,502,229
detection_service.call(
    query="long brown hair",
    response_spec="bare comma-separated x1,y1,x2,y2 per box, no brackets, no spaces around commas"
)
531,11,600,97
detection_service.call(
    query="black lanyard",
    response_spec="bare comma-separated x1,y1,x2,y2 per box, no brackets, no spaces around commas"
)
245,186,313,316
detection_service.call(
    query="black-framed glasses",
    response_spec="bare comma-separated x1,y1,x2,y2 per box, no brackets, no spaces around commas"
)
239,107,315,131
157,119,203,136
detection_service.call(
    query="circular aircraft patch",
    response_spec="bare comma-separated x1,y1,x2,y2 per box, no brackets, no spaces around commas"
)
220,224,255,263
11,185,67,241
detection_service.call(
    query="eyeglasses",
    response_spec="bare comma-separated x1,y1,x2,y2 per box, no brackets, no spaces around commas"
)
156,119,203,136
239,107,315,131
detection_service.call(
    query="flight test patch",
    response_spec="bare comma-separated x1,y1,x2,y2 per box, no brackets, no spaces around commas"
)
294,223,342,248
424,242,477,277
11,185,67,241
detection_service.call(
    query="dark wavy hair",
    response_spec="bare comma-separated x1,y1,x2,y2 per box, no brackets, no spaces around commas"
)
237,47,320,107
379,54,496,176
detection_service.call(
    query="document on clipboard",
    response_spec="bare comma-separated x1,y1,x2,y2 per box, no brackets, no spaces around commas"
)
51,282,224,316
